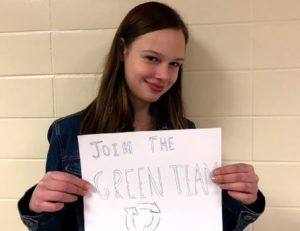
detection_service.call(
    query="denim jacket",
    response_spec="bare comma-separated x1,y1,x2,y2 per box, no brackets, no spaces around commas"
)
18,111,265,231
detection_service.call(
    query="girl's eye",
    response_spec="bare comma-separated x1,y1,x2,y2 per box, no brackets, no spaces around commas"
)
170,62,181,68
146,56,159,62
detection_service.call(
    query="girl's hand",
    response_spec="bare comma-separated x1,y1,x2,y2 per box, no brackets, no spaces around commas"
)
212,163,259,205
29,171,91,213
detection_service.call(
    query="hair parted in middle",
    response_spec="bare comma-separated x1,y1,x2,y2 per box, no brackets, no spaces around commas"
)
81,1,189,134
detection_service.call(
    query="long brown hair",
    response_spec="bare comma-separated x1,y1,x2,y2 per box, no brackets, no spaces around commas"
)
81,1,189,134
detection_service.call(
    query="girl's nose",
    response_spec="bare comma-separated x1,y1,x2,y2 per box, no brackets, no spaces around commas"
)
155,64,170,81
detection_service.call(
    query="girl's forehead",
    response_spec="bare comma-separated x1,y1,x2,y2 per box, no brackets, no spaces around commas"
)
129,29,186,58
134,29,185,44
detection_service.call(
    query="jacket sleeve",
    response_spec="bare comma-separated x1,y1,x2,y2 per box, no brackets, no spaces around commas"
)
222,190,265,231
18,122,66,231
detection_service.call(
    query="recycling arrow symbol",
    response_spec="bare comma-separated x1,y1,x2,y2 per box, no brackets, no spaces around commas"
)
125,202,161,231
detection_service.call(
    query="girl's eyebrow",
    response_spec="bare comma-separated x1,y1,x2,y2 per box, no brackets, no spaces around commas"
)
142,50,185,61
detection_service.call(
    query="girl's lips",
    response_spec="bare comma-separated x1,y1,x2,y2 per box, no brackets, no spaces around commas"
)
146,81,165,93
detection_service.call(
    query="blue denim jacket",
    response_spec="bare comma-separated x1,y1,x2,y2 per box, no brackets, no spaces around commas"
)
18,111,265,231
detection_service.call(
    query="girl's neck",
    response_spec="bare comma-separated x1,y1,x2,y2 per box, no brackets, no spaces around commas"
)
133,117,154,131
132,103,154,131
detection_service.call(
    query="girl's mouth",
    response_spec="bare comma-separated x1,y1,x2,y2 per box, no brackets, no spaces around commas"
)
147,81,165,93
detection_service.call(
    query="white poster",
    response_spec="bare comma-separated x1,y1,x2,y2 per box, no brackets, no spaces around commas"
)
78,128,222,230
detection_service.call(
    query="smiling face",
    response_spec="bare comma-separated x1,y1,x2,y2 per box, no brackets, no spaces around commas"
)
123,29,186,109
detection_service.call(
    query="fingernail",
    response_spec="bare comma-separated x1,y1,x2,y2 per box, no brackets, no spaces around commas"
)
83,184,91,193
213,170,220,175
84,186,92,195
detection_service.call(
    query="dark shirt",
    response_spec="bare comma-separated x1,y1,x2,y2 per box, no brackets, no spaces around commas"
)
18,111,265,231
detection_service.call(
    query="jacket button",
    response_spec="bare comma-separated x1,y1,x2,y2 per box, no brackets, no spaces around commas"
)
244,215,254,221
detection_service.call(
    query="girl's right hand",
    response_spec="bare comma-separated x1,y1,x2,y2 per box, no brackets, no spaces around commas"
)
29,171,91,213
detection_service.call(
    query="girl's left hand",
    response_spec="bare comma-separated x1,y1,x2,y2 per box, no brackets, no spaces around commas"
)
212,163,259,205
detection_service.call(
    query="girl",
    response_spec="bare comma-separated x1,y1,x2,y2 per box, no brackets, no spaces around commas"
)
18,2,265,230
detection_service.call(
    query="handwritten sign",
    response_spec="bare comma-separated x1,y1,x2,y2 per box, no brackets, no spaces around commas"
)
78,128,222,230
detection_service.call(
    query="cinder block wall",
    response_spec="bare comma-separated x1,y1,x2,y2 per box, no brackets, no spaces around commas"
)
1,1,299,230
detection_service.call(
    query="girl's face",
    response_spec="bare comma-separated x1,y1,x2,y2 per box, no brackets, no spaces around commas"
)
123,29,186,108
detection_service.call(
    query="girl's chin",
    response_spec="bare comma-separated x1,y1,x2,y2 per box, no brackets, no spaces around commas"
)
130,91,165,104
146,94,163,103
138,96,161,104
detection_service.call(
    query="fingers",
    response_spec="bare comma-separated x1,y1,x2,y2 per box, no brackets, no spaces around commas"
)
212,172,259,184
212,163,259,205
213,163,254,176
30,188,79,213
218,182,258,194
35,201,65,213
29,171,91,213
37,189,79,203
212,163,258,184
44,171,91,195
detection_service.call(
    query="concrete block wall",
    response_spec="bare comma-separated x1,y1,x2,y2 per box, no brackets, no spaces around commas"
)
0,0,299,230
